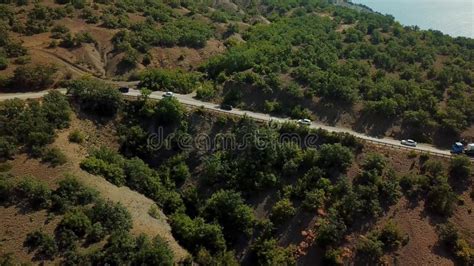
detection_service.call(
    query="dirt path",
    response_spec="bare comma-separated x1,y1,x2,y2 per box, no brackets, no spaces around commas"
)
31,48,97,77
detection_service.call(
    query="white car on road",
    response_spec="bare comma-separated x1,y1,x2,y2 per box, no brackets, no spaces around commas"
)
297,119,312,126
163,91,174,98
401,139,417,147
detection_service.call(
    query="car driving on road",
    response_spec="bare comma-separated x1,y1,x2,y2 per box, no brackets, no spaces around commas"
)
401,139,417,147
163,91,174,98
297,119,311,126
220,104,233,111
119,87,129,93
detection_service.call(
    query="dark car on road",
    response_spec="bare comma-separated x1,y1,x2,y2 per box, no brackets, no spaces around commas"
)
119,87,129,93
220,104,233,111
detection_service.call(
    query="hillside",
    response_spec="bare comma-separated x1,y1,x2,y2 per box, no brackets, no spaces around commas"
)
0,81,473,265
0,0,473,146
0,0,473,265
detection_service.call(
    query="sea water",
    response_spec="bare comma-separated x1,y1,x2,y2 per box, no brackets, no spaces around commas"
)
351,0,473,38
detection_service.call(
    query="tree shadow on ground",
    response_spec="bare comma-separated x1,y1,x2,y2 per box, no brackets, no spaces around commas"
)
353,112,395,138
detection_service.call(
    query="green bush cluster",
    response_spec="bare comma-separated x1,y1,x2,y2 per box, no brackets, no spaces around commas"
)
15,174,174,264
199,5,474,138
68,130,85,144
138,68,200,93
5,64,58,91
24,231,58,259
356,220,407,263
81,147,186,214
400,160,458,216
112,17,213,52
170,212,226,255
67,78,123,116
437,223,474,265
41,147,67,167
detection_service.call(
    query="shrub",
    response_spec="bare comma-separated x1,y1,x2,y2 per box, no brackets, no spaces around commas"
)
316,212,347,246
148,205,161,219
270,198,296,224
196,81,218,100
10,64,57,91
24,231,58,259
154,97,185,125
317,143,353,172
0,136,17,159
356,233,383,262
68,130,85,143
170,161,190,184
16,177,51,208
0,174,14,202
87,200,132,233
0,162,12,172
58,209,92,237
378,220,407,250
41,147,67,166
42,90,71,129
134,235,174,266
250,238,296,266
449,155,472,183
80,157,126,186
87,222,106,243
51,175,97,213
0,56,8,70
55,228,78,252
170,212,226,254
302,189,326,211
362,153,387,175
138,68,199,93
437,223,474,265
407,150,417,159
202,190,255,243
4,42,27,58
323,248,345,265
422,159,444,177
426,183,457,216
68,78,123,116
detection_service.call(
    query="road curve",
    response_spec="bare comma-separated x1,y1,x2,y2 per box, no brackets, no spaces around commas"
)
0,87,452,157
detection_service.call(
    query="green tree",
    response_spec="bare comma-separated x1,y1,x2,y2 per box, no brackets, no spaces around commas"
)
449,156,472,183
270,198,296,225
202,190,255,243
427,183,457,216
317,143,353,172
58,209,92,237
170,213,226,254
87,200,132,233
251,238,296,266
139,68,199,93
68,78,123,116
10,64,57,91
155,97,185,125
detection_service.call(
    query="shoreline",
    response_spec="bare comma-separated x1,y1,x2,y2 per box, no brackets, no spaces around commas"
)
344,0,473,39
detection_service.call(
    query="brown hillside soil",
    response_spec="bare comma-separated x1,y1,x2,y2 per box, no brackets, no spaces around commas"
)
0,114,188,262
0,207,62,264
297,144,474,265
148,39,226,71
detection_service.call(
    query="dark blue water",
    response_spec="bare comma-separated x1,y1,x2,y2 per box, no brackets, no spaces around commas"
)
352,0,473,38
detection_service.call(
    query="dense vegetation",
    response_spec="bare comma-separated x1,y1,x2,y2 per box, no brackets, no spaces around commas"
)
0,173,174,264
0,90,71,158
70,83,472,264
1,0,473,140
0,0,473,264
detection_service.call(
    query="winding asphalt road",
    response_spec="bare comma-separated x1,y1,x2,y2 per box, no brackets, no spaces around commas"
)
0,87,452,156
